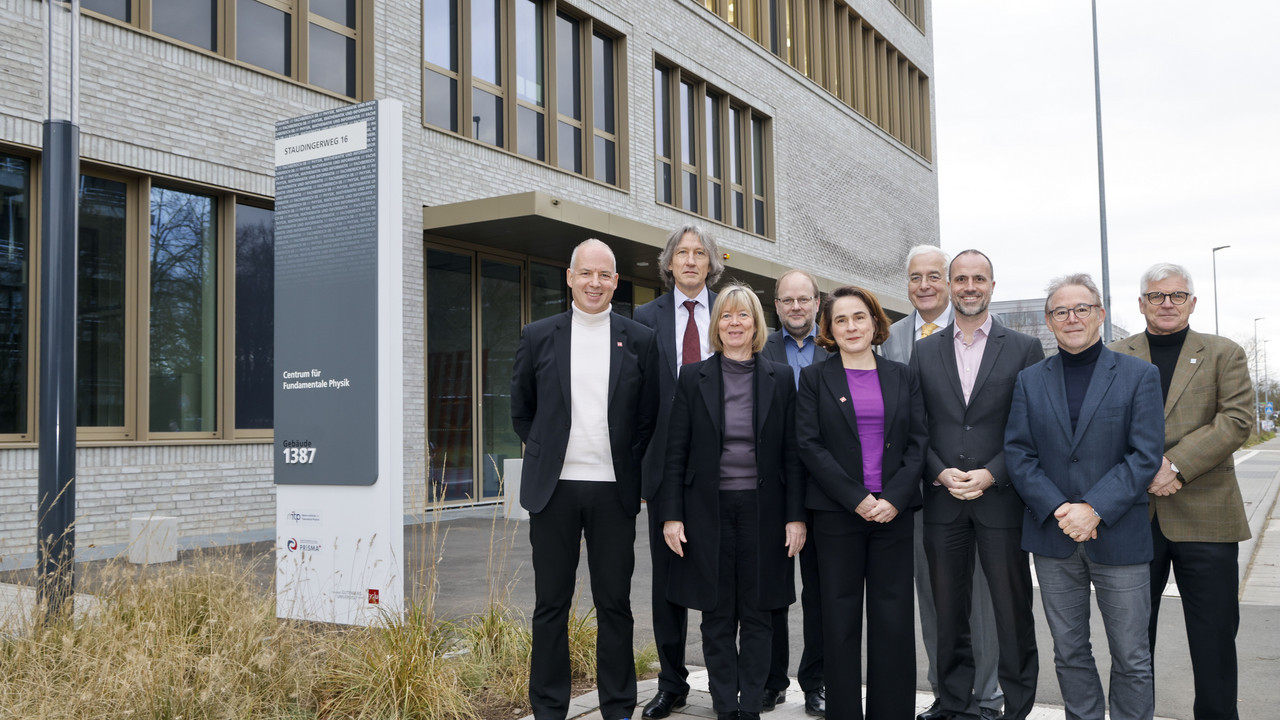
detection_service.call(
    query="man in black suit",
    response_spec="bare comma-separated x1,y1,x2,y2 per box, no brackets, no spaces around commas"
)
633,224,723,719
908,250,1042,720
511,238,661,720
760,269,827,716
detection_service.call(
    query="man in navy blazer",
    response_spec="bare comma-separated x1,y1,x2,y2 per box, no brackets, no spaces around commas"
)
1006,273,1164,720
511,238,660,720
760,269,828,716
632,224,723,719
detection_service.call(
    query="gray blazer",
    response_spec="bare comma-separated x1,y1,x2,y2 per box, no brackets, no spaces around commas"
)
881,310,922,364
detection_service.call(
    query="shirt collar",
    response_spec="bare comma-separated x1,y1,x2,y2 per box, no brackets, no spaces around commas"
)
915,305,952,332
954,313,993,345
677,286,710,308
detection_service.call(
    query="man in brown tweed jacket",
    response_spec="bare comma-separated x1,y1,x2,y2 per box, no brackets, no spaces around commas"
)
1111,262,1253,720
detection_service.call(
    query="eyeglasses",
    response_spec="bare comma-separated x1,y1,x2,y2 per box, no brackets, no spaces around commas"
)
1049,304,1098,322
777,296,814,307
1143,291,1191,306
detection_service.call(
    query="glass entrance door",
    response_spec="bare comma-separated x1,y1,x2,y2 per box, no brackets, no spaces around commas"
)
426,247,525,503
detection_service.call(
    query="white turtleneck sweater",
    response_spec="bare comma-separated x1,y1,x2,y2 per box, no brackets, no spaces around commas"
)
560,303,616,482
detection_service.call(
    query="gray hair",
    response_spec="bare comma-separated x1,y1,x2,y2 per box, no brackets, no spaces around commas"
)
1140,262,1195,295
657,223,725,290
1044,273,1103,313
904,245,950,276
774,269,820,297
569,238,617,272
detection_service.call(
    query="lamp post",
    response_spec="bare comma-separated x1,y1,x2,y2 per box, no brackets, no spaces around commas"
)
38,0,81,617
1091,0,1113,343
1212,245,1230,335
1255,317,1264,434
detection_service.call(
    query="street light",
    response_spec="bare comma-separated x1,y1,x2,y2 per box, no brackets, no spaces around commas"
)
1091,0,1113,343
1255,317,1264,433
1212,245,1231,335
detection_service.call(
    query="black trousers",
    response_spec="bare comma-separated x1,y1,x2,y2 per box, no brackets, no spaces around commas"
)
767,513,823,693
703,490,772,714
924,510,1038,720
530,480,637,720
1150,514,1240,720
814,508,915,720
648,493,691,694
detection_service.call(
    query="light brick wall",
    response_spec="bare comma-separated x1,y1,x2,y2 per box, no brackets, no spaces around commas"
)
0,0,938,564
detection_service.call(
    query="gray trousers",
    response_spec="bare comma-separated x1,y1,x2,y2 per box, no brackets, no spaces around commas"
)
914,511,1002,710
1035,547,1154,720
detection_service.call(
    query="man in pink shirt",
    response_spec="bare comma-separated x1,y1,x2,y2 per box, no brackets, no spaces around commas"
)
908,250,1044,720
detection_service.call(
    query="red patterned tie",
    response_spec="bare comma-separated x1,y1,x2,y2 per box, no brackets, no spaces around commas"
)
682,300,700,366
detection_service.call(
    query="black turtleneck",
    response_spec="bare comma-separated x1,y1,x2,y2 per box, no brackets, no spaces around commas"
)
1147,326,1189,402
1060,339,1104,432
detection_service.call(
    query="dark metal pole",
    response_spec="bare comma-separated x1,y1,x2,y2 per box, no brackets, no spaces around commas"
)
1212,245,1230,335
38,0,80,617
1092,0,1113,343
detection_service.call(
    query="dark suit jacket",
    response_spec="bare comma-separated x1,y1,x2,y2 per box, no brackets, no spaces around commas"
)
1005,346,1165,564
1111,329,1253,542
909,319,1045,528
633,289,717,500
657,354,804,612
510,310,660,515
761,328,830,384
796,353,926,516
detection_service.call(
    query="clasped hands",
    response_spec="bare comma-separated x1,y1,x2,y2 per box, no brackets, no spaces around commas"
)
663,520,808,558
1148,456,1183,497
937,467,994,501
1055,502,1099,543
854,494,898,523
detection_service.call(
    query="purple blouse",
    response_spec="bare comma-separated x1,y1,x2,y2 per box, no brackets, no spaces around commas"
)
845,368,885,493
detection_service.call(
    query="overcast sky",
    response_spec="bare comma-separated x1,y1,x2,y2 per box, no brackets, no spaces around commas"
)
931,1,1280,361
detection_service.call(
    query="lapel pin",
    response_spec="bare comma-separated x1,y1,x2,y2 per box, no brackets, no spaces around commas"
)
617,341,623,347
839,397,847,403
1190,358,1197,364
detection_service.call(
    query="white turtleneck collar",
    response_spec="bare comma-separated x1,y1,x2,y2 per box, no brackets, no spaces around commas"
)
571,302,612,327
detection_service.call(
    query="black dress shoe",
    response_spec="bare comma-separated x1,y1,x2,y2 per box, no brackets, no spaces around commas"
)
761,688,786,712
978,708,1000,720
740,713,761,720
643,690,688,719
916,699,946,720
804,688,825,717
716,713,738,720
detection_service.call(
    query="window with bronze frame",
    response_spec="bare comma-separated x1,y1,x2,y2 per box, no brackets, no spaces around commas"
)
80,0,367,99
699,0,931,160
1,151,276,445
654,60,773,239
423,0,625,187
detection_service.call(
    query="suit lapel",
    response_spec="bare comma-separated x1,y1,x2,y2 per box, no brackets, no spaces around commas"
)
754,357,775,439
553,312,573,413
1043,355,1073,441
970,322,1005,400
876,355,899,437
1166,329,1206,418
656,293,678,381
700,355,725,442
1071,349,1119,450
939,324,966,407
822,358,860,438
609,317,624,398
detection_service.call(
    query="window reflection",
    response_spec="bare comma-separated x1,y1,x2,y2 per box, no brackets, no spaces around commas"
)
82,0,130,21
480,260,521,499
235,204,273,430
472,87,504,146
78,176,129,428
427,249,473,502
309,23,356,97
238,0,291,76
311,0,356,28
0,155,30,435
149,187,217,433
472,0,501,86
153,0,217,51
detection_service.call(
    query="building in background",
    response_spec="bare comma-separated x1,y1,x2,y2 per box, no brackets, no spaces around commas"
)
0,0,938,567
991,298,1129,357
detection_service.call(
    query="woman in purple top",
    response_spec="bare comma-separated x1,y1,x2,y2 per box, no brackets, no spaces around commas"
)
795,286,927,720
660,284,808,720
